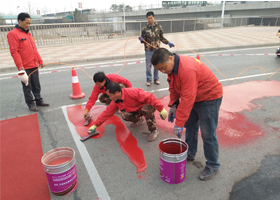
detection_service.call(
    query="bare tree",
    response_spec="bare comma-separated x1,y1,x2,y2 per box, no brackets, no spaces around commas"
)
25,1,35,15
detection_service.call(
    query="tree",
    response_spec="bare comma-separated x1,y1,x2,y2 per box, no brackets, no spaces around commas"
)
110,4,118,12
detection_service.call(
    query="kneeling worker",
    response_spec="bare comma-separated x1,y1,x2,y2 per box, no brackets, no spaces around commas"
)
87,82,168,142
84,71,132,119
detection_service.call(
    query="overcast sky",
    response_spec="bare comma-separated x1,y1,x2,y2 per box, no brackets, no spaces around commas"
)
1,0,165,15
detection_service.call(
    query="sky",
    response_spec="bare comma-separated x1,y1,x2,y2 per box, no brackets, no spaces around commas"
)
1,0,164,15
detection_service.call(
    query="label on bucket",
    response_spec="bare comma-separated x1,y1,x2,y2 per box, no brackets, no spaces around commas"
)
46,164,78,195
160,157,186,184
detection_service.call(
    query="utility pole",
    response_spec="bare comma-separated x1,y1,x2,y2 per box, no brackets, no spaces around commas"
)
221,1,225,28
123,3,126,36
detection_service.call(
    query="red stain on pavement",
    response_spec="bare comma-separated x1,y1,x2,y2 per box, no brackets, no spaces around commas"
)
67,105,147,173
155,80,280,147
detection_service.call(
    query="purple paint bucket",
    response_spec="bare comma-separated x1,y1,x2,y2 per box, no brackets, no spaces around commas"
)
41,147,78,196
158,138,188,184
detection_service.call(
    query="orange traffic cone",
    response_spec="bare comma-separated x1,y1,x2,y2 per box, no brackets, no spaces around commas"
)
70,67,85,99
196,54,200,60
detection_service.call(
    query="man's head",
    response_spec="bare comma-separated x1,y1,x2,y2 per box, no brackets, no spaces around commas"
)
93,71,106,88
146,11,155,26
106,82,122,101
151,48,175,74
18,13,31,31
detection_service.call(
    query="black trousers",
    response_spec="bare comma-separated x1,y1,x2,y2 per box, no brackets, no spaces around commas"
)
21,67,42,105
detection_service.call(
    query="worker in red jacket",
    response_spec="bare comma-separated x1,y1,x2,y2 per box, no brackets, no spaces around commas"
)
84,72,133,119
87,82,168,142
7,13,49,111
151,48,223,180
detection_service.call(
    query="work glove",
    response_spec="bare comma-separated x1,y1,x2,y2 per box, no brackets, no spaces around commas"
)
174,125,183,138
88,125,97,134
168,42,175,48
138,36,144,42
168,105,177,123
84,109,89,120
159,108,167,120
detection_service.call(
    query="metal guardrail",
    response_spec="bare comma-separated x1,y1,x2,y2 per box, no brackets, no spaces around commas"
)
0,17,279,50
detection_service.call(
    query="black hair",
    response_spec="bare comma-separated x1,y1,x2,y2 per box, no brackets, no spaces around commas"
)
93,71,105,83
151,48,173,66
106,82,121,94
146,11,154,18
18,13,30,22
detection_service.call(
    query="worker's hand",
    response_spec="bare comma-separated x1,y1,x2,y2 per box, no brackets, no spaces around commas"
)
138,36,144,42
174,125,183,138
168,42,175,48
19,67,24,71
88,125,97,134
159,108,167,120
168,105,177,123
39,64,45,68
84,109,89,120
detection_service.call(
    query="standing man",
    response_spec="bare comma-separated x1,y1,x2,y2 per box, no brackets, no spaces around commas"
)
151,48,223,181
139,11,174,86
84,72,132,120
87,82,168,142
7,13,49,111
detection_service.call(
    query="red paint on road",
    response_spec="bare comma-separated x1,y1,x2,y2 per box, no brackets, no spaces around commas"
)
67,105,147,173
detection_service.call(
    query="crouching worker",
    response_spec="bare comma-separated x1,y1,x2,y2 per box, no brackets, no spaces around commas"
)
87,82,168,142
84,71,132,120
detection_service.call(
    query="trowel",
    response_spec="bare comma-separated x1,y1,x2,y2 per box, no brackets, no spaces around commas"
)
84,116,92,126
80,131,99,142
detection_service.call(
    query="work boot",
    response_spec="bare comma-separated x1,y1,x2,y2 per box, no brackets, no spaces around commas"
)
199,167,218,181
28,104,38,111
36,101,49,106
130,116,144,127
147,130,159,142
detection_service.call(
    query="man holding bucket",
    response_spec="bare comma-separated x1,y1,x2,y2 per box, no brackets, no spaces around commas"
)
151,48,223,181
7,13,49,111
87,82,168,142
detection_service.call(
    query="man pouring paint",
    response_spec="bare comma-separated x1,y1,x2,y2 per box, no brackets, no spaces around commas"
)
87,82,168,142
84,71,132,120
151,48,223,181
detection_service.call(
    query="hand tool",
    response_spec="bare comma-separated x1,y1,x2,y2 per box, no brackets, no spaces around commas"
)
80,131,99,142
84,116,92,126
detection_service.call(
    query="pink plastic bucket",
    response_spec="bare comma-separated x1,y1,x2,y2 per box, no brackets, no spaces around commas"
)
158,138,188,184
41,147,78,196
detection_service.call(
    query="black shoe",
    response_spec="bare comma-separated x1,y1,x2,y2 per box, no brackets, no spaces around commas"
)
28,104,38,111
199,167,218,181
36,101,49,106
187,157,194,162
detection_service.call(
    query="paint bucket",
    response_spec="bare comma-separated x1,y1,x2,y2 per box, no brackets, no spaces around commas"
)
158,138,188,184
41,147,78,196
17,70,28,86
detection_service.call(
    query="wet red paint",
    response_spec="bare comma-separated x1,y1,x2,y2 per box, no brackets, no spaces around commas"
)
155,80,280,147
48,157,70,165
67,105,147,173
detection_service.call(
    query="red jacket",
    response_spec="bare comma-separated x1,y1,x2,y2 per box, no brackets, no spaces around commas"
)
94,88,164,127
168,54,223,127
7,25,43,70
85,74,132,111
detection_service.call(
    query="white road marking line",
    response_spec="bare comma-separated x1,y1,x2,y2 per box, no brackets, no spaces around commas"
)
61,106,111,200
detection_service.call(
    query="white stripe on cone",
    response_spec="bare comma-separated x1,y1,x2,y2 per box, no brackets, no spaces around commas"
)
72,76,79,83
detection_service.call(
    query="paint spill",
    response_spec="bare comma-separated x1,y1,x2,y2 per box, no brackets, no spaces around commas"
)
67,105,147,174
154,80,280,147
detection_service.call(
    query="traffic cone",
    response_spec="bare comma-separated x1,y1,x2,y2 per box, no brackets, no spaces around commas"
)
196,54,200,60
70,67,85,99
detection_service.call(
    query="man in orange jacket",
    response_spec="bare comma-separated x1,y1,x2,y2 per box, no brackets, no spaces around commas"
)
87,82,168,142
7,13,49,111
151,48,223,180
84,71,132,120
